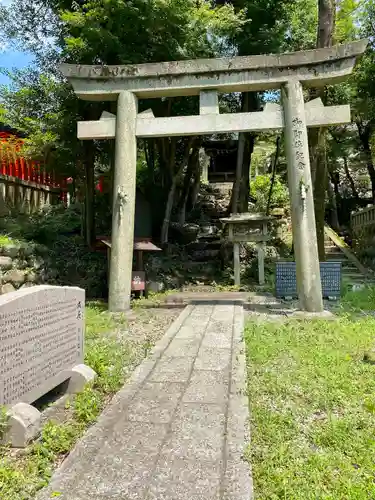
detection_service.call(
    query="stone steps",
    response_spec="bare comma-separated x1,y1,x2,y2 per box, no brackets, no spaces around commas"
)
323,230,371,288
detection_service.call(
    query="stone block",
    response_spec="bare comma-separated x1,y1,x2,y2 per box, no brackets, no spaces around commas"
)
19,244,34,258
0,256,12,270
149,356,195,383
146,280,165,293
183,370,229,405
26,271,38,283
126,382,184,424
30,257,44,270
66,364,97,393
1,283,15,294
1,402,41,448
2,245,20,258
3,269,26,285
148,454,221,500
164,337,201,357
194,346,231,371
12,258,29,270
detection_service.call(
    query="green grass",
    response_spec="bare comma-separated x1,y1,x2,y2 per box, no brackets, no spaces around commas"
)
0,302,149,500
245,311,375,499
341,286,375,312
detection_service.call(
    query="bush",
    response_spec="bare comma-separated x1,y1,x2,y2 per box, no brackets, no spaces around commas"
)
250,174,289,213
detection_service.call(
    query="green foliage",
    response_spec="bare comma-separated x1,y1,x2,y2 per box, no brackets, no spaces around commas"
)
245,313,375,499
0,207,107,298
336,0,361,43
284,0,318,51
60,0,246,63
250,174,289,212
0,69,81,175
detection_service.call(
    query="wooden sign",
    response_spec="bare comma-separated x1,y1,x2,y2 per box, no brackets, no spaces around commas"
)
131,271,146,291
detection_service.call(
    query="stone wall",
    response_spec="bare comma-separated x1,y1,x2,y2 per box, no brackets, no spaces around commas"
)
0,243,44,295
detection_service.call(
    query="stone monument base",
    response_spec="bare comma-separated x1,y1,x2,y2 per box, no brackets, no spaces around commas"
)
1,364,96,448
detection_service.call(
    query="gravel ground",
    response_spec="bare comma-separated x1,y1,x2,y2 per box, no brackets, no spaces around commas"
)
125,307,182,344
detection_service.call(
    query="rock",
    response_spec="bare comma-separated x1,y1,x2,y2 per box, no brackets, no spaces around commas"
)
12,258,29,270
270,207,285,217
352,283,366,292
26,271,38,283
1,283,15,294
170,223,199,245
146,281,165,293
266,246,280,259
19,244,34,258
35,244,49,256
46,268,58,280
30,257,44,270
198,224,218,238
3,269,26,285
0,256,13,270
2,245,20,258
164,276,180,289
192,249,220,261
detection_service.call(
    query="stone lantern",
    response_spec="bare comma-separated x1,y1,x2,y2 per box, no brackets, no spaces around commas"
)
221,213,274,286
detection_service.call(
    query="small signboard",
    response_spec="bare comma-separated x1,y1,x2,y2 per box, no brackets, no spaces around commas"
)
132,271,146,291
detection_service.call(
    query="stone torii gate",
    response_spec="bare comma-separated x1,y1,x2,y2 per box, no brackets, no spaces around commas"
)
61,40,367,313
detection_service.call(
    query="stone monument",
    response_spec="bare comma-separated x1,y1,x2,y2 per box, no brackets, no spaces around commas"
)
61,40,367,312
0,285,96,447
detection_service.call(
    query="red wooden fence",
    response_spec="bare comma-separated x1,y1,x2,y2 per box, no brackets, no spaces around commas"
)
0,132,68,206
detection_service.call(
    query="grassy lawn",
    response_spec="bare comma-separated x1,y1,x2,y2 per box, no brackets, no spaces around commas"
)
0,303,151,500
245,293,375,499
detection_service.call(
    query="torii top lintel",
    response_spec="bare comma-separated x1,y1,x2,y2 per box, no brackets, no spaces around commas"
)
60,40,367,100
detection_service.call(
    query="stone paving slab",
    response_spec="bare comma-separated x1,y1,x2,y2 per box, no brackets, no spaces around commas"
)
37,303,252,500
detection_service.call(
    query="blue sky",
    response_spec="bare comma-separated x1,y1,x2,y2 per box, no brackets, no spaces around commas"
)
0,0,34,86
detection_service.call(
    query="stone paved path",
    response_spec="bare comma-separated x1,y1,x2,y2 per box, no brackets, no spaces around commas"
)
37,303,251,500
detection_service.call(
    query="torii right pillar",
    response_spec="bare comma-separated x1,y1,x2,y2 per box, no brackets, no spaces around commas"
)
281,80,323,312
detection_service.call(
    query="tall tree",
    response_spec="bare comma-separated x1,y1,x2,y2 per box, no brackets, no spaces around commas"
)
308,0,336,260
1,0,246,243
228,0,302,213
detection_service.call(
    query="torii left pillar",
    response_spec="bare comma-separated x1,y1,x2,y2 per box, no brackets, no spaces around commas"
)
108,91,138,312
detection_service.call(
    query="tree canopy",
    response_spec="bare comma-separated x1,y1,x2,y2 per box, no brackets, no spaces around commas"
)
0,0,374,246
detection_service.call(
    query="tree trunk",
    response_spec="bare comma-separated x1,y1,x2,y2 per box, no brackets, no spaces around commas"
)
317,0,336,48
232,132,245,214
161,138,194,245
326,176,339,230
266,136,281,215
191,150,203,209
230,92,258,214
239,133,256,212
83,141,96,247
343,155,359,200
314,137,327,259
178,146,199,224
308,0,336,260
356,121,375,203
